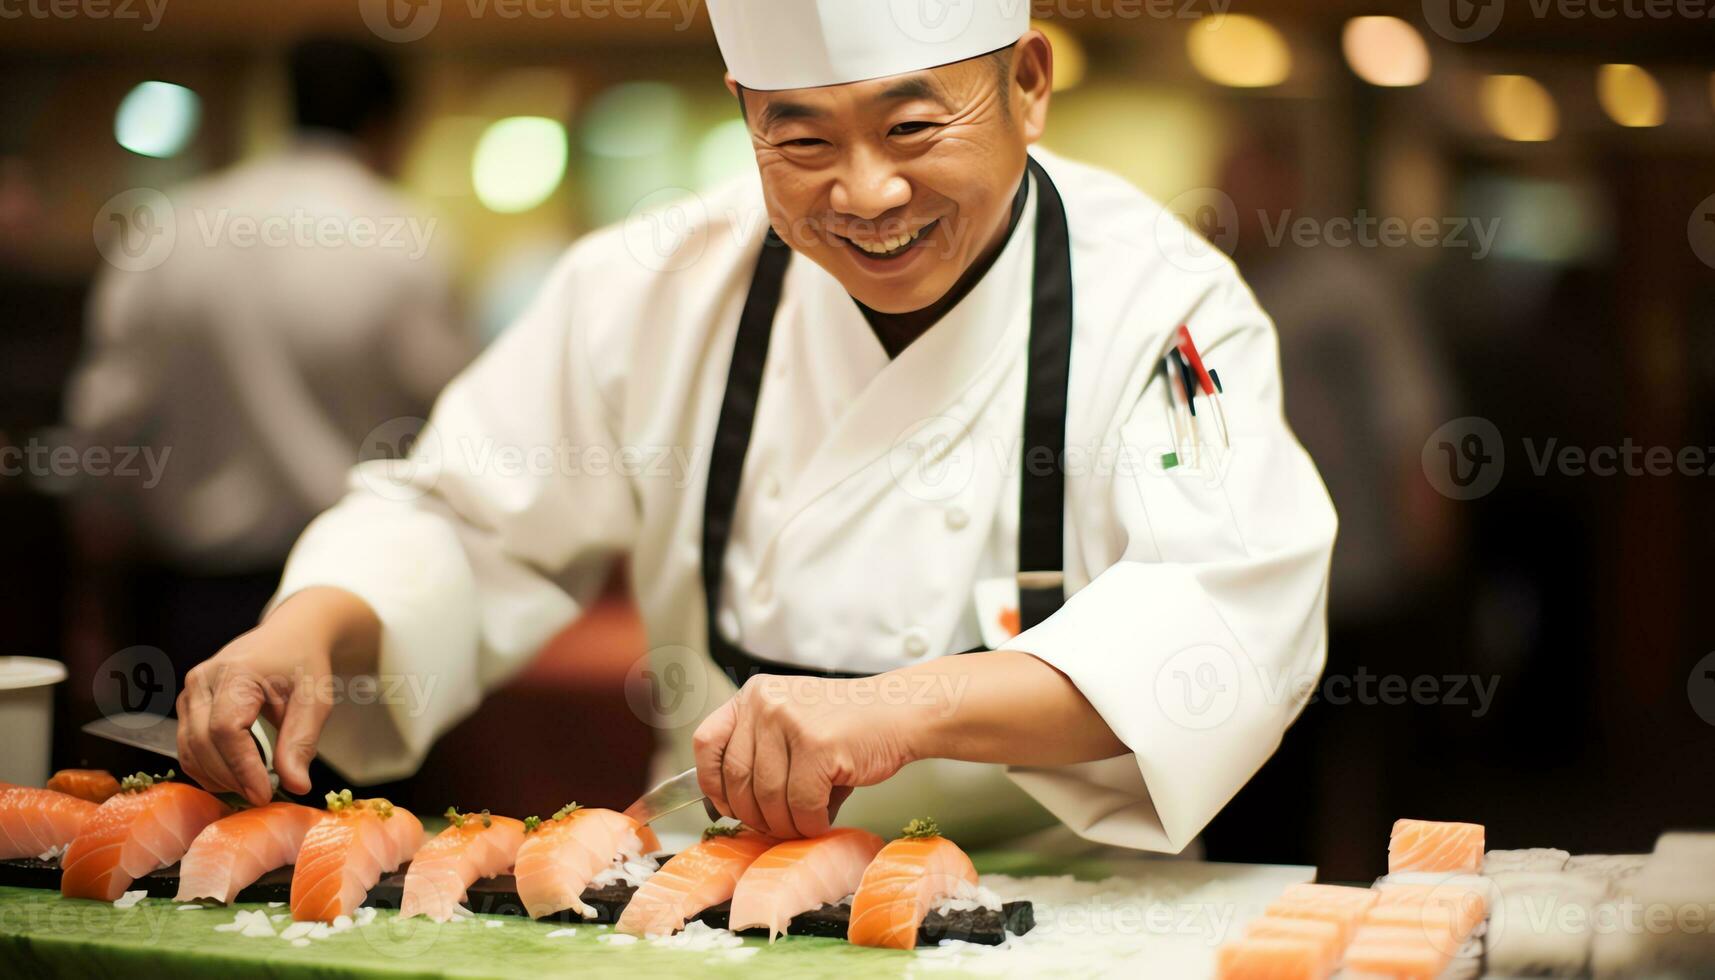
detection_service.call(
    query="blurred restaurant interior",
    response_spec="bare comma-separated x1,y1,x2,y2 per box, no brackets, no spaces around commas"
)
3,0,1714,881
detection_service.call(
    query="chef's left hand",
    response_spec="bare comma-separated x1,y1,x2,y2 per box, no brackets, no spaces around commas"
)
693,674,921,839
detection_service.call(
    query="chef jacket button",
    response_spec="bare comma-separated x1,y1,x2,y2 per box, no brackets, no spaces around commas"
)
944,505,969,530
717,609,740,641
902,628,930,658
750,579,773,606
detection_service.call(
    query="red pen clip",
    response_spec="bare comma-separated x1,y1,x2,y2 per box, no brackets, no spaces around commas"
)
1173,325,1229,448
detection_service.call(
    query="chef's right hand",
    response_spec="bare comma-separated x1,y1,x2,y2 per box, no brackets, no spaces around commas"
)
175,586,380,806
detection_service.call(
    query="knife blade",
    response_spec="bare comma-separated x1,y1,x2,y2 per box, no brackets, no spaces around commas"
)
622,766,719,825
82,713,280,792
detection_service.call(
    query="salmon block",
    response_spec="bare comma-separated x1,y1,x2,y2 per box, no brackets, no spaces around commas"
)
1371,881,1488,937
1243,915,1342,972
177,802,324,904
730,827,885,941
0,785,98,861
1216,937,1333,980
62,774,228,901
1344,936,1451,979
512,804,660,920
290,792,423,922
616,827,777,938
1279,882,1379,912
1264,900,1369,947
1388,819,1484,874
849,819,980,950
400,808,527,922
46,770,122,805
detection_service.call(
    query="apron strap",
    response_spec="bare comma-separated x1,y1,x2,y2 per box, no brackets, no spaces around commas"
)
702,158,1072,682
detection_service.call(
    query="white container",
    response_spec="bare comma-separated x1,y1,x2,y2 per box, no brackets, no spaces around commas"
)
0,657,68,786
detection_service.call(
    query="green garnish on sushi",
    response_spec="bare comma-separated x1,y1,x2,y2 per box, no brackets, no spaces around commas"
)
550,802,582,821
702,824,740,840
119,769,175,794
900,817,941,839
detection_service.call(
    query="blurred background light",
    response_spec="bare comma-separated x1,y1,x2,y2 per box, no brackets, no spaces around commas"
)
114,81,201,158
694,117,755,188
1479,74,1559,142
1596,64,1665,128
1342,17,1431,87
471,116,568,213
1032,20,1086,92
580,82,685,159
1187,15,1291,88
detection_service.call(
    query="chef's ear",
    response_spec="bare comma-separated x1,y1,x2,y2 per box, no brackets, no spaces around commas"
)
1010,30,1053,145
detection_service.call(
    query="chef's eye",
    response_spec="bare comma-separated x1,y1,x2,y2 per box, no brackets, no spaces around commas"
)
890,121,937,136
780,137,828,148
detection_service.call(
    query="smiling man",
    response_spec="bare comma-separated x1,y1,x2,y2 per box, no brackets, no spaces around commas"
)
178,3,1336,854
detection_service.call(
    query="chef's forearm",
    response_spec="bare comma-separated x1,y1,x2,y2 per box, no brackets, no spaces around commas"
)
265,585,383,678
899,650,1128,767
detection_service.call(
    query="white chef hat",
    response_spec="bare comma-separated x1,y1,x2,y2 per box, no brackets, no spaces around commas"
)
707,0,1030,92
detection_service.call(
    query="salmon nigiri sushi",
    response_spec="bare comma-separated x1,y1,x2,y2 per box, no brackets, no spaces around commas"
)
616,826,778,938
176,801,324,904
729,827,885,941
290,791,423,923
849,818,980,950
399,807,527,922
1388,818,1484,874
512,804,660,920
0,784,99,861
47,769,122,804
61,771,228,901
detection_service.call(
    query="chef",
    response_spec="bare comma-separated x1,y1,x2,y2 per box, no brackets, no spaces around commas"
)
176,1,1337,853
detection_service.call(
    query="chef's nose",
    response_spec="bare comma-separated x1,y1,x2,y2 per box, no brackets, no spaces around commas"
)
829,147,910,220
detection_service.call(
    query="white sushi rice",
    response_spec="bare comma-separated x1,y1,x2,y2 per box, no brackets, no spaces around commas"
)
36,845,66,863
933,880,1004,914
589,836,661,889
484,920,504,929
176,904,206,912
546,928,580,939
911,870,1298,978
112,890,148,909
267,901,284,908
221,906,376,946
597,933,639,945
646,920,744,952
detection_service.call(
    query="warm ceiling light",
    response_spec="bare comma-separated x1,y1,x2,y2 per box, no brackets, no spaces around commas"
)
1479,74,1558,142
1187,15,1291,89
1342,16,1431,87
1597,64,1665,128
1033,20,1086,92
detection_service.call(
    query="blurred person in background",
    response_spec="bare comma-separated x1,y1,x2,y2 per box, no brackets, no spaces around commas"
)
64,37,474,680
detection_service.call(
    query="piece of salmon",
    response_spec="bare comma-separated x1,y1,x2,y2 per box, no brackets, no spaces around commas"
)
290,794,423,922
616,828,777,938
1216,936,1334,980
400,809,527,922
512,806,660,920
1343,925,1452,979
848,821,978,950
0,785,99,861
176,802,324,904
729,827,885,941
1243,915,1343,973
46,770,122,805
61,779,228,901
1387,818,1484,874
1264,900,1370,948
1369,881,1487,940
1279,882,1380,912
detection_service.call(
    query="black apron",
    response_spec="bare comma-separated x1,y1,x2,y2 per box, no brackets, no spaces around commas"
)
701,156,1072,683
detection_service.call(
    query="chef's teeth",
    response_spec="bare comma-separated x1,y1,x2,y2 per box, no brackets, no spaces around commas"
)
851,230,920,254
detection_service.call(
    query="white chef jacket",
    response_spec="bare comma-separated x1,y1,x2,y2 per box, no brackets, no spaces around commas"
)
67,138,471,572
273,148,1337,853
